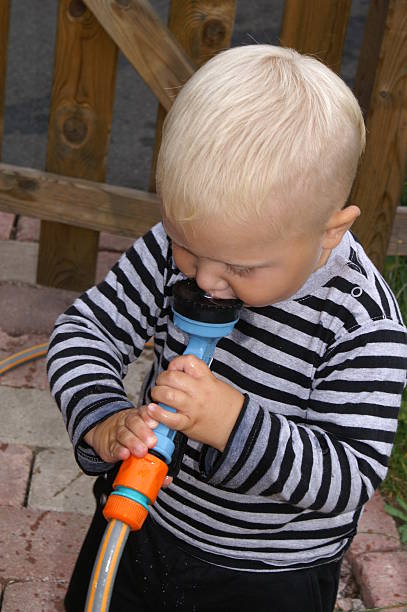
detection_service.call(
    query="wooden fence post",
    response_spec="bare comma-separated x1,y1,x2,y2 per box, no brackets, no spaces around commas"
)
351,0,407,270
37,0,118,291
0,0,10,159
280,0,352,72
150,0,237,191
353,0,390,117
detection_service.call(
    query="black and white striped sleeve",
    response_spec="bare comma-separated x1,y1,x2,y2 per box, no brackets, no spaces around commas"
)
47,225,169,474
200,320,407,514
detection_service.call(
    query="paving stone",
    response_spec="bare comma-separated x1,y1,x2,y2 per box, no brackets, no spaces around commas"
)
0,240,37,283
0,386,71,449
28,448,96,515
0,212,15,240
348,492,400,560
352,551,407,609
99,231,135,253
0,443,33,507
2,578,68,612
0,506,89,581
0,282,78,337
15,216,40,242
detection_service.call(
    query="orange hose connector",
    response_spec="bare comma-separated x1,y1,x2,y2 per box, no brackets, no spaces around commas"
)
103,453,168,531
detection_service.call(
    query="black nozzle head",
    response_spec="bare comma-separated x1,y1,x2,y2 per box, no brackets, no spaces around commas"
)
173,279,243,324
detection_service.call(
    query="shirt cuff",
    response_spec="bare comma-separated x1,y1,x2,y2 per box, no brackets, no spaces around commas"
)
198,394,262,486
73,399,134,475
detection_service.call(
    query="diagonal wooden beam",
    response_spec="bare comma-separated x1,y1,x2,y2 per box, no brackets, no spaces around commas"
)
83,0,195,110
149,0,237,191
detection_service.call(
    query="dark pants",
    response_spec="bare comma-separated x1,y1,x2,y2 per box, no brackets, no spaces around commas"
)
65,476,342,612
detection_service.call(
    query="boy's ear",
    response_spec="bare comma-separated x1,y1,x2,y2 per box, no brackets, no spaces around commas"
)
322,205,360,249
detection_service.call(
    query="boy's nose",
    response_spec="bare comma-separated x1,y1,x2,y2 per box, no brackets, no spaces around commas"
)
195,261,229,295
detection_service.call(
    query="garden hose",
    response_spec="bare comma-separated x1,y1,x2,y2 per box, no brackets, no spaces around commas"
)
85,279,243,611
0,341,153,376
0,342,48,375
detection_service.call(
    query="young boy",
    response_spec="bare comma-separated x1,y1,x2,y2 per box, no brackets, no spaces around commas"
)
48,45,407,611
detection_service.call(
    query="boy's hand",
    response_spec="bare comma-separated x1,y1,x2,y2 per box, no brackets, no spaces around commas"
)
84,406,158,463
149,355,244,452
84,408,174,487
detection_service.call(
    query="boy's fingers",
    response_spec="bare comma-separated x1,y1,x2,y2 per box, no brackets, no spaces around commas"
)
99,443,129,463
167,354,209,377
117,427,157,455
155,369,195,394
150,385,188,411
112,445,131,462
147,403,189,431
122,413,158,443
162,475,173,488
138,406,159,428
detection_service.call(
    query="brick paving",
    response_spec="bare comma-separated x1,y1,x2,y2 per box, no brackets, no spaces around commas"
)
0,222,406,611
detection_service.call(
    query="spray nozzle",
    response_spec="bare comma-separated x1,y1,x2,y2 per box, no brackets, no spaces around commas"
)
173,279,243,324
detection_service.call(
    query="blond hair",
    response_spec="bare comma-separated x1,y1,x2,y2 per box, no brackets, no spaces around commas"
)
156,45,365,234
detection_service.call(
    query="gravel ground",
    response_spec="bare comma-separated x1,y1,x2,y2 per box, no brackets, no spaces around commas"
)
336,557,365,611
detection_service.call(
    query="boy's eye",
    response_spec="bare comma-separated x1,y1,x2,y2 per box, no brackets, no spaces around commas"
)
227,264,252,277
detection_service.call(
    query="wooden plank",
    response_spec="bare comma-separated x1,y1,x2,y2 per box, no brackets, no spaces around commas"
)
388,207,407,256
280,0,352,73
83,0,194,111
351,0,407,271
0,0,11,158
149,0,236,190
0,162,160,236
0,162,405,255
37,0,118,291
353,0,390,116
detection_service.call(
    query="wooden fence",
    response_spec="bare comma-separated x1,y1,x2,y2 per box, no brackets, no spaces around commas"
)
0,0,406,291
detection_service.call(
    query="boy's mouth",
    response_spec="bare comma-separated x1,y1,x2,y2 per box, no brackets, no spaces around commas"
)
205,290,237,300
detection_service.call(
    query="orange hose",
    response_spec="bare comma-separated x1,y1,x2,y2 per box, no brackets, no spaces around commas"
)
86,519,116,611
85,518,130,612
0,340,152,376
0,342,48,375
100,521,129,611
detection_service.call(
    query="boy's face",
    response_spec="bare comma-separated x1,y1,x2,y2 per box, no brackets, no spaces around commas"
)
164,216,329,307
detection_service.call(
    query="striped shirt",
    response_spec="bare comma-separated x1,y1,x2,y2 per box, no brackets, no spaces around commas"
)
47,222,407,571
